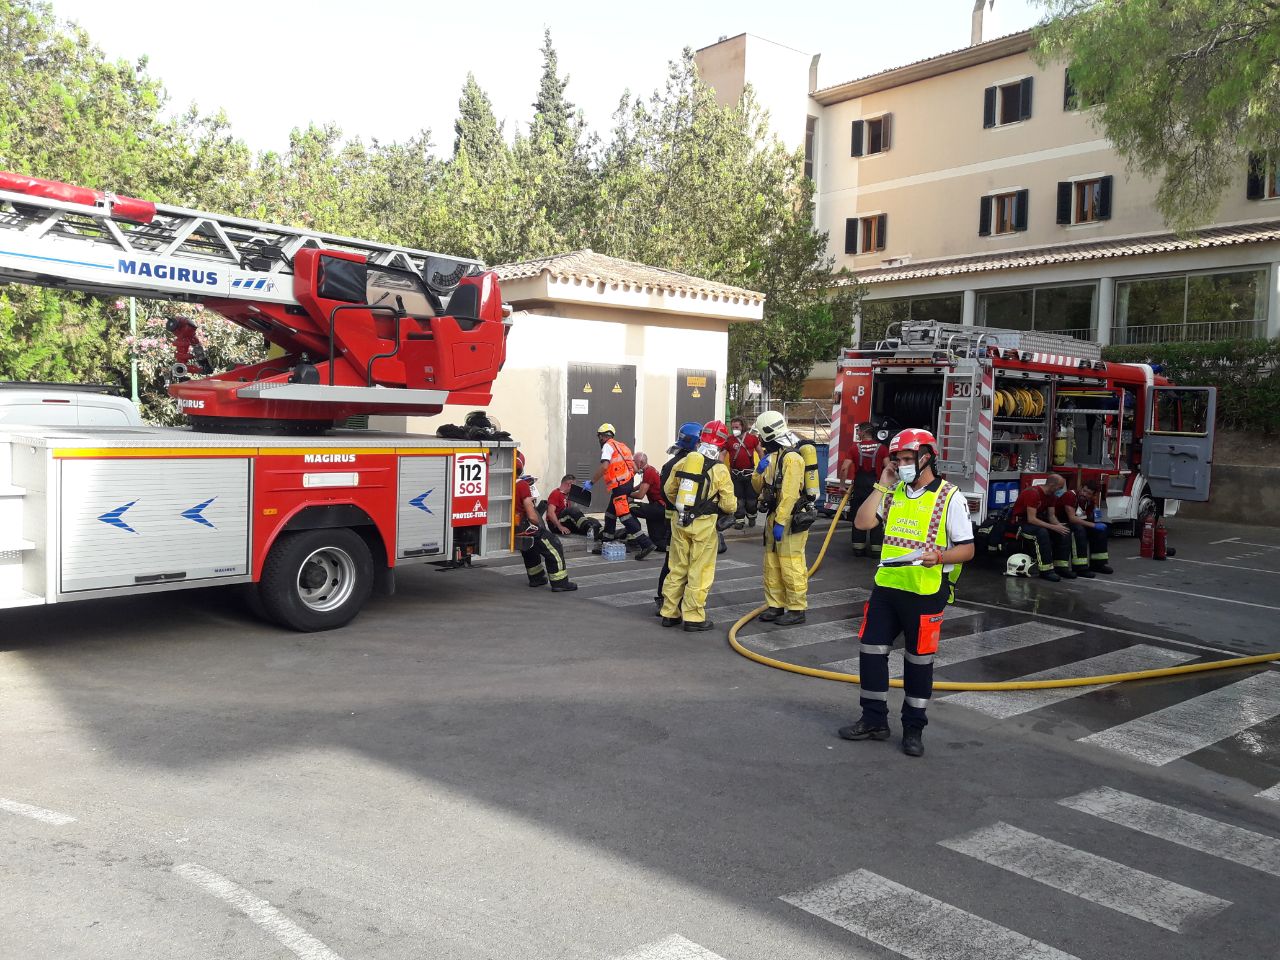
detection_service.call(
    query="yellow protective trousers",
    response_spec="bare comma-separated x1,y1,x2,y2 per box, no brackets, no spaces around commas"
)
763,528,810,611
660,515,720,623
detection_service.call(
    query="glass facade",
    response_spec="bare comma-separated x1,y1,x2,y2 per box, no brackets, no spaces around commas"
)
978,284,1096,338
1115,268,1266,344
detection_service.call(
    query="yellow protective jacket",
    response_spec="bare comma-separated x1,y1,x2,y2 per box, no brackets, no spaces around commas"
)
663,451,737,529
751,448,804,527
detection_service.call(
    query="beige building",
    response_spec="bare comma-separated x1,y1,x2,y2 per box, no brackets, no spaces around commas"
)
698,29,1280,349
378,251,762,512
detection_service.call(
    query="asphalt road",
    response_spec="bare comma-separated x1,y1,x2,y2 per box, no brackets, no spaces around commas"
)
1,517,1277,960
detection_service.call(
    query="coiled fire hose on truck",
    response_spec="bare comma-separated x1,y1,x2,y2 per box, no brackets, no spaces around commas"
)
727,485,1280,690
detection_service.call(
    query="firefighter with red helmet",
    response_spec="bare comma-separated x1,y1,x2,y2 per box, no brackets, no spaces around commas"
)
659,420,737,631
515,451,577,592
839,428,975,757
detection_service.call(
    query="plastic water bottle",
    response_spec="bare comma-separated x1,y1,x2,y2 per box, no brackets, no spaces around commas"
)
602,541,627,561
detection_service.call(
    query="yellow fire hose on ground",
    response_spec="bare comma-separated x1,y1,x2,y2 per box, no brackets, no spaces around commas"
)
727,485,1280,691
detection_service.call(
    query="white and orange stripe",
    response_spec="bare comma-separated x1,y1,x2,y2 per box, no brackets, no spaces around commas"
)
973,363,995,508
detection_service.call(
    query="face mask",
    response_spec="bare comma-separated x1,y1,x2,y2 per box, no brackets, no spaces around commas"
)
897,463,917,484
732,429,742,437
1054,488,1065,498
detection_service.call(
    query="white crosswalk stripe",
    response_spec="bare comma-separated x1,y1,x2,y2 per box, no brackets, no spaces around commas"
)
487,553,623,575
608,934,730,960
596,576,761,608
572,559,749,588
710,587,866,623
1059,786,1280,878
750,607,978,656
875,622,1078,679
938,821,1231,932
1079,671,1280,766
781,868,1079,960
944,645,1196,719
1259,783,1280,803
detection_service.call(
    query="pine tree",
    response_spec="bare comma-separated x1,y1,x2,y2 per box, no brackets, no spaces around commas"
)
453,73,504,168
530,28,575,149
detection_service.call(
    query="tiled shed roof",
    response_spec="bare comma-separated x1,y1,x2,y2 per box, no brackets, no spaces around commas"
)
495,249,765,303
837,220,1280,286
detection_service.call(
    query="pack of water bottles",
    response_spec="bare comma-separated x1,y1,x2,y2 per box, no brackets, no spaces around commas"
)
601,541,627,561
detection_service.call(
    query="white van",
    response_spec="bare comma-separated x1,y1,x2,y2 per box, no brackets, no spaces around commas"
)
0,384,142,427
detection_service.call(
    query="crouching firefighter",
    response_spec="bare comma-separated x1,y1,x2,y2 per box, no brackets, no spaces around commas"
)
514,452,578,593
660,420,737,632
750,411,818,626
589,423,656,561
838,429,974,757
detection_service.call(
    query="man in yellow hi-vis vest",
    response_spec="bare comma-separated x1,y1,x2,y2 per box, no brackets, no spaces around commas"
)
838,428,975,757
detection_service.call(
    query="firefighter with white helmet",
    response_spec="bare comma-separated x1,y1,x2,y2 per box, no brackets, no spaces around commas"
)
838,427,975,757
750,410,815,626
588,423,657,560
659,420,738,631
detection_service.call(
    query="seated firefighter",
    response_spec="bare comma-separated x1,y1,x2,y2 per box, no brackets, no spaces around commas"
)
629,452,670,552
1055,477,1114,576
1011,473,1073,582
515,453,577,592
543,474,603,542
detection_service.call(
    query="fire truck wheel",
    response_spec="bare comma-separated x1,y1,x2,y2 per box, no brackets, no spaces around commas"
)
258,529,374,631
1130,486,1156,537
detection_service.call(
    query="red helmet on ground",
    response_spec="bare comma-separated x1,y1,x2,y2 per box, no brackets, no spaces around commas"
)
700,419,730,449
515,451,526,474
888,428,937,455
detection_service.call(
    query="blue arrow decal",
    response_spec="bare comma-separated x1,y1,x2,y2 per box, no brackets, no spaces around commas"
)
182,497,217,529
97,500,139,534
409,489,433,514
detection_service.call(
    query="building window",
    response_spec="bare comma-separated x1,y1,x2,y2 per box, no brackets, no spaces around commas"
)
983,77,1033,128
978,284,1097,340
1115,269,1267,344
979,189,1029,236
1063,67,1103,111
1246,153,1280,200
858,295,962,345
845,215,887,254
850,114,893,158
1056,175,1113,225
804,116,817,180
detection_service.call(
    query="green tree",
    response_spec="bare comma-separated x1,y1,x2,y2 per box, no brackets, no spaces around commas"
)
1035,0,1280,229
530,28,576,150
453,73,505,168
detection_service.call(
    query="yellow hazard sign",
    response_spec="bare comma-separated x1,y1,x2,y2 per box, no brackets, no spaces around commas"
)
691,388,702,398
686,375,707,388
612,382,622,393
583,382,593,393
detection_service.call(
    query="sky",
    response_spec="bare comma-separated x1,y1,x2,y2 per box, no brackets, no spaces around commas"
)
46,0,1045,154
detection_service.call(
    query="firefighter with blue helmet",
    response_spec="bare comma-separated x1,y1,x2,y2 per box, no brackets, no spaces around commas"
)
653,421,704,612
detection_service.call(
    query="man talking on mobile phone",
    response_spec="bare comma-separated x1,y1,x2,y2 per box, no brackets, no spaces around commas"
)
837,428,974,757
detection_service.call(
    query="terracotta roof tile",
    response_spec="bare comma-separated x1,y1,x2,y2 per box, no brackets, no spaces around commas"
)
495,250,765,303
837,220,1280,286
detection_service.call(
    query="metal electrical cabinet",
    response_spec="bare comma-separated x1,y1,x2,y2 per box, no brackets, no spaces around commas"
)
58,457,251,594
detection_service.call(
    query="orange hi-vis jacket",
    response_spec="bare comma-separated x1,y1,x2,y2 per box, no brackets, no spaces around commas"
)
603,439,637,488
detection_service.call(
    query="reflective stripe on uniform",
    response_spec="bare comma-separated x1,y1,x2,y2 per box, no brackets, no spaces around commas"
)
904,696,931,708
860,643,892,656
861,689,889,701
904,651,934,665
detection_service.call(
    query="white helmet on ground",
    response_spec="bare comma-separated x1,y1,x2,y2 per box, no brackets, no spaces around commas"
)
1005,553,1034,577
751,410,789,445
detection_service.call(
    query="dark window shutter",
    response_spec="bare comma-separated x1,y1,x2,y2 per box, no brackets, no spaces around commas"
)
1063,68,1076,110
1056,182,1073,224
881,113,893,151
1247,154,1265,200
1019,77,1034,121
983,86,997,128
1098,175,1113,220
1014,189,1030,231
851,120,864,157
876,214,887,251
844,218,858,254
978,196,992,237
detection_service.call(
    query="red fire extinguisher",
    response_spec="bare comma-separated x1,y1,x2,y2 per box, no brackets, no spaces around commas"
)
1153,518,1168,561
1140,514,1155,558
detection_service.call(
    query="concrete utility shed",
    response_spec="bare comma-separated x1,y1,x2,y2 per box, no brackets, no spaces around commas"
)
381,250,763,512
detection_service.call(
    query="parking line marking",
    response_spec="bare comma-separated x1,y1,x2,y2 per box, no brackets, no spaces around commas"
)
1079,671,1280,765
1169,557,1280,575
938,822,1230,932
1059,786,1280,878
944,645,1195,719
880,622,1077,679
570,559,748,587
597,576,761,607
610,933,730,959
488,553,627,575
175,863,345,960
781,867,1078,960
0,797,75,825
1213,538,1280,550
1086,578,1280,611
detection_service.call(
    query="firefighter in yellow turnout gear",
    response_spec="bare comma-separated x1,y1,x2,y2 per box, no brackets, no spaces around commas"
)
660,420,737,631
751,411,815,626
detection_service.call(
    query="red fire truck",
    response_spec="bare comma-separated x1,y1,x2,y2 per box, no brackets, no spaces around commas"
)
826,320,1216,533
0,172,518,630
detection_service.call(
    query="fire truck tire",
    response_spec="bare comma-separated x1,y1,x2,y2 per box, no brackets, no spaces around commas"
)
258,529,374,631
1128,486,1156,537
